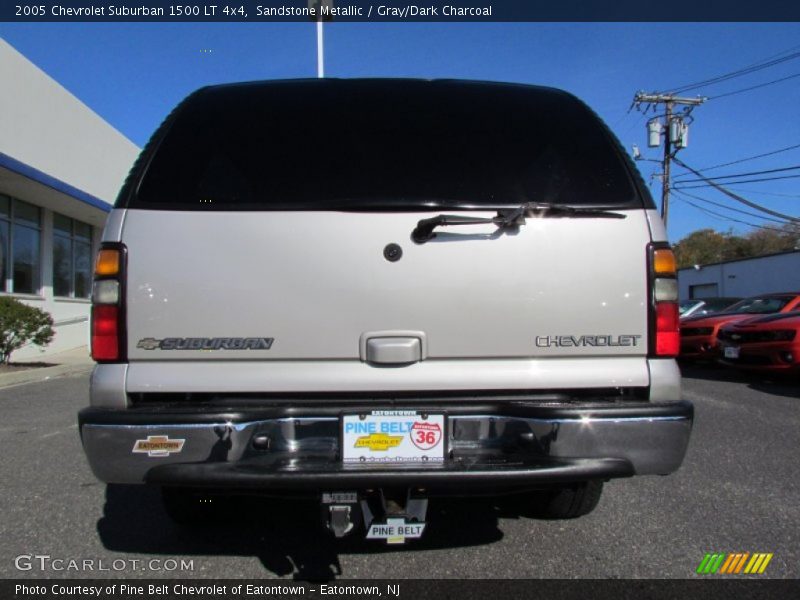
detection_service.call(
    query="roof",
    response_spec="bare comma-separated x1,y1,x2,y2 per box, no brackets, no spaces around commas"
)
199,77,577,98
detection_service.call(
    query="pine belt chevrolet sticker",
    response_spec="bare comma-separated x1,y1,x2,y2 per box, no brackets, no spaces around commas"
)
366,518,426,544
132,435,185,457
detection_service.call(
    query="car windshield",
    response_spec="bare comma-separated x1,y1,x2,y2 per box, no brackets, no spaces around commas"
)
130,80,641,211
723,296,794,315
701,298,740,313
679,300,700,314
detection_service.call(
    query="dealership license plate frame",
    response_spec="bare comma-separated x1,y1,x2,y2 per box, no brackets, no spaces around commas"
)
724,346,740,359
341,410,447,465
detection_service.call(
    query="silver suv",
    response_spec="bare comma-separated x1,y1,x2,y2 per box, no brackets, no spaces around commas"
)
80,79,692,543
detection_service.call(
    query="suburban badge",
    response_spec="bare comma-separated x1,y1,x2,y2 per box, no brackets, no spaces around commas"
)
136,337,274,350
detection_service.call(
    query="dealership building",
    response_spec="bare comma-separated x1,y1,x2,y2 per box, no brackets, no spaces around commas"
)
0,39,139,359
677,250,800,300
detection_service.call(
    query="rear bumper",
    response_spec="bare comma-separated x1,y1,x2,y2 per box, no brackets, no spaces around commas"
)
79,400,693,488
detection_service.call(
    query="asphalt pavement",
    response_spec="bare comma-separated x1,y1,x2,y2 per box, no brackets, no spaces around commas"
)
0,366,797,579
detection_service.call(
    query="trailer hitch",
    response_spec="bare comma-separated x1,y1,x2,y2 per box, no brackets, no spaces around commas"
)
321,488,429,544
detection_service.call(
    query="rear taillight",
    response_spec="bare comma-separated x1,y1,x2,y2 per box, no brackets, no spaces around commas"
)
91,243,126,362
649,244,679,357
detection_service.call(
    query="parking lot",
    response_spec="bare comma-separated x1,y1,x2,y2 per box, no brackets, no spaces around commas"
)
0,367,797,580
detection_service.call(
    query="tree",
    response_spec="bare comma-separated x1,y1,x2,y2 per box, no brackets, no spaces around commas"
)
0,297,55,364
745,225,798,257
673,229,729,269
673,225,800,269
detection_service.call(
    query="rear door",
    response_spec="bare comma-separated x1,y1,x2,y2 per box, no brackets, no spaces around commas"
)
113,80,654,388
121,208,651,361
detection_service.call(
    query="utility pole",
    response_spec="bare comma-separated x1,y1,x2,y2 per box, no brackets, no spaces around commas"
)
633,93,706,229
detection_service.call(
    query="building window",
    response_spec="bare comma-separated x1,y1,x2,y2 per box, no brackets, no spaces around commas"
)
0,195,42,295
689,283,719,299
53,213,92,299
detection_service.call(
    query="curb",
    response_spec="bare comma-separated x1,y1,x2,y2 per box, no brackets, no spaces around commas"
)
0,363,94,390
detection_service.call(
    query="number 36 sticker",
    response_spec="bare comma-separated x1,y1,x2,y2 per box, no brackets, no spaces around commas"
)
410,421,442,450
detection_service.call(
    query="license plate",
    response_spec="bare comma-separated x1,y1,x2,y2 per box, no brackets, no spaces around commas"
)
724,346,740,359
342,411,445,464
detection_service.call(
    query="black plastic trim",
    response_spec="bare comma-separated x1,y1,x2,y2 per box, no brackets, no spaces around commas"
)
144,457,634,490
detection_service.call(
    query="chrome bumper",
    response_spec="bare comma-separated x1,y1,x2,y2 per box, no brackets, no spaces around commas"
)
79,401,693,486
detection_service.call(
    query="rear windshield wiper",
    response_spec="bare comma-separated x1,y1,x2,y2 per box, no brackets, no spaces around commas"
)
411,202,627,244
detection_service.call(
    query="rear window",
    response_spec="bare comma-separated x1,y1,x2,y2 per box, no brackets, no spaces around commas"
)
127,80,642,211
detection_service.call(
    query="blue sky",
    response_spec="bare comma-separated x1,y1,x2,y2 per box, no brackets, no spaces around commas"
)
1,22,799,241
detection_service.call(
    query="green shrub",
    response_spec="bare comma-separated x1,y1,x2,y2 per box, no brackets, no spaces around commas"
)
0,297,55,364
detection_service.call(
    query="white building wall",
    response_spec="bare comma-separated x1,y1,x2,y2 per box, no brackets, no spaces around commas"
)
678,251,800,300
0,38,140,360
0,38,139,203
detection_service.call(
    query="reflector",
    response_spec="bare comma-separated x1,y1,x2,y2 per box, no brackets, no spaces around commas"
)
653,249,676,275
655,302,680,357
95,249,120,276
92,280,119,305
92,305,119,361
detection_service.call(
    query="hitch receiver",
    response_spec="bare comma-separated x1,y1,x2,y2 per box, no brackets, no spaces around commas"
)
328,505,354,538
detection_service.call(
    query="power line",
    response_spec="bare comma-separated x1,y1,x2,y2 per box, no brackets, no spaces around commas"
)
662,50,800,95
741,43,800,65
672,157,800,222
710,72,800,100
673,189,789,224
721,187,800,199
691,143,800,172
673,174,800,189
673,194,792,233
674,164,800,183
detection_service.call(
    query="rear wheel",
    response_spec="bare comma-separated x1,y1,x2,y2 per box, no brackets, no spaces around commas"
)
529,480,604,519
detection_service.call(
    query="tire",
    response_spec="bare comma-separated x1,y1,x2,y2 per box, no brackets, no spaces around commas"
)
161,487,223,525
529,480,604,519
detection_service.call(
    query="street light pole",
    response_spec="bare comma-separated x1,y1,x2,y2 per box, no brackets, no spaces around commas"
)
310,0,332,78
317,19,324,78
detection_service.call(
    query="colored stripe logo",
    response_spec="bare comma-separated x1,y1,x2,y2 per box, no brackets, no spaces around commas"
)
697,553,773,575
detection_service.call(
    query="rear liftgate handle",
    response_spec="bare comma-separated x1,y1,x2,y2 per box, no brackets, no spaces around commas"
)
359,331,427,365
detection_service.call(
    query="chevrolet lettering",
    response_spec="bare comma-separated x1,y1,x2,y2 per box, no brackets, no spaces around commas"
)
79,79,693,544
535,335,643,348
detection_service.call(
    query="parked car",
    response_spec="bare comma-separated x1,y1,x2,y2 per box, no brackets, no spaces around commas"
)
78,79,693,542
679,297,742,319
680,293,800,360
718,311,800,373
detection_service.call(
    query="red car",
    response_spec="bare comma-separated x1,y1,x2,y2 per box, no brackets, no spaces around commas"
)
679,293,800,360
717,311,800,372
